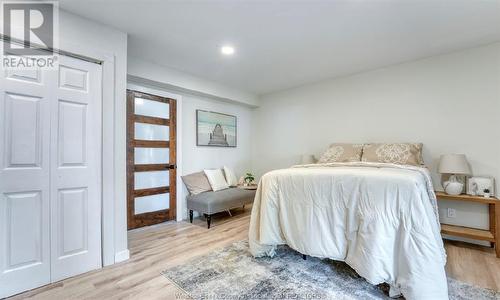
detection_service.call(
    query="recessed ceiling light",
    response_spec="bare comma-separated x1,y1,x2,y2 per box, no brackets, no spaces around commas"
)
221,45,235,55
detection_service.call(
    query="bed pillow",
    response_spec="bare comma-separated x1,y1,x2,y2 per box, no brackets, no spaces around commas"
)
181,172,212,195
223,166,238,187
317,143,363,163
361,143,424,166
204,169,230,191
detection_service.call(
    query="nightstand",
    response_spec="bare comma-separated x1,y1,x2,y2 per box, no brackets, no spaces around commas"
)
237,184,257,190
435,191,499,258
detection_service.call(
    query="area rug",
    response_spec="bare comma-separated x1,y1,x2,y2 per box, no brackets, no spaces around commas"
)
162,241,499,300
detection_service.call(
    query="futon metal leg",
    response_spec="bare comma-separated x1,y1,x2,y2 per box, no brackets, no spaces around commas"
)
302,254,307,260
205,214,212,229
189,210,193,223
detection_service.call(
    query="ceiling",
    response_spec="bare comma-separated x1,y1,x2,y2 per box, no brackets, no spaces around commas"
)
59,0,500,95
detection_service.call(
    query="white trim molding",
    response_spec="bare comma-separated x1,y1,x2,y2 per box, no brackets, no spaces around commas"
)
114,249,130,263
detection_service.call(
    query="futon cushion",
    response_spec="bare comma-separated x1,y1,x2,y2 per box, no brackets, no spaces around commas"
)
223,166,238,187
181,172,212,195
204,169,229,191
187,188,256,215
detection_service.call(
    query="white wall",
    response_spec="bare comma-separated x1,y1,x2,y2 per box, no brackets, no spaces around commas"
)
253,42,500,232
128,58,254,221
61,10,258,263
59,10,128,263
179,93,253,219
128,56,259,107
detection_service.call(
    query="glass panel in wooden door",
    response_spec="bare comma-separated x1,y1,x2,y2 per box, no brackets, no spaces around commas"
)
126,90,176,230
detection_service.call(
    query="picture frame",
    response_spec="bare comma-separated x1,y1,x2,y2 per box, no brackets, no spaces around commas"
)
196,110,237,147
466,176,495,197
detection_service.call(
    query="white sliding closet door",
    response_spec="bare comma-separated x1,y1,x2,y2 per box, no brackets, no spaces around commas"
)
0,66,52,297
50,55,102,281
0,54,102,297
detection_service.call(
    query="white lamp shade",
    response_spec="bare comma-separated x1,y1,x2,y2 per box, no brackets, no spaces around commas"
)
301,154,316,164
438,154,471,175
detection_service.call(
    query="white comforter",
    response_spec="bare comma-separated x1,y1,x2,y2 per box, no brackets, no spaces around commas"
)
249,162,448,300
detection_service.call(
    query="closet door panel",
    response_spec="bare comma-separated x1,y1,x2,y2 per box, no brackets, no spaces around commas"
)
0,66,52,298
3,191,44,268
57,100,87,167
58,188,88,256
50,56,102,282
4,93,42,167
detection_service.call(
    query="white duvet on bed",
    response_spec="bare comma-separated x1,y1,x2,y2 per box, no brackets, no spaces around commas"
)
249,162,448,300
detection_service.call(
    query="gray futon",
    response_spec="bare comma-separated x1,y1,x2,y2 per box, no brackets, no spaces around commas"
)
187,187,256,228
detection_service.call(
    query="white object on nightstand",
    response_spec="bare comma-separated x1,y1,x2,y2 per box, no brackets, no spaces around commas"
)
438,154,471,195
467,176,495,197
442,181,464,195
238,184,257,190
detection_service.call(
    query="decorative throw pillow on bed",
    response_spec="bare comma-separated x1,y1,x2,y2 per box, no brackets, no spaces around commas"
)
204,169,230,191
181,172,212,195
317,143,363,163
361,143,424,166
223,166,238,187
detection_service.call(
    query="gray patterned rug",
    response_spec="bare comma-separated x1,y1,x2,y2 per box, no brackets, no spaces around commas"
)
162,241,499,300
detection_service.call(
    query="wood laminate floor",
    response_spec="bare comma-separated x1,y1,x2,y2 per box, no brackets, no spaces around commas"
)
10,206,500,299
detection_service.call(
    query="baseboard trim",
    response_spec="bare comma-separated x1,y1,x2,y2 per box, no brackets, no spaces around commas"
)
114,249,130,263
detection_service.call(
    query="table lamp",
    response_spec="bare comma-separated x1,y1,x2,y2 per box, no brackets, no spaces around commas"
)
301,154,316,165
438,154,471,195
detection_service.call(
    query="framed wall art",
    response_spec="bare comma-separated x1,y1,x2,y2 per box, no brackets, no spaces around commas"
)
196,110,237,147
466,176,495,197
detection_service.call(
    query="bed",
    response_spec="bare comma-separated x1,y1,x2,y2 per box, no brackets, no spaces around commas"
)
248,160,448,300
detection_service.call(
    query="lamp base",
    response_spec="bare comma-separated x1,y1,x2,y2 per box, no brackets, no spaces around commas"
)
443,181,464,195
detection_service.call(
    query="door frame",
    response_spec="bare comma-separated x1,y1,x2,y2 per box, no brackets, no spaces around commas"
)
126,90,177,229
127,82,183,222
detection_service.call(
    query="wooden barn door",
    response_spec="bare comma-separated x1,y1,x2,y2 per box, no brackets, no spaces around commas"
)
126,90,176,230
